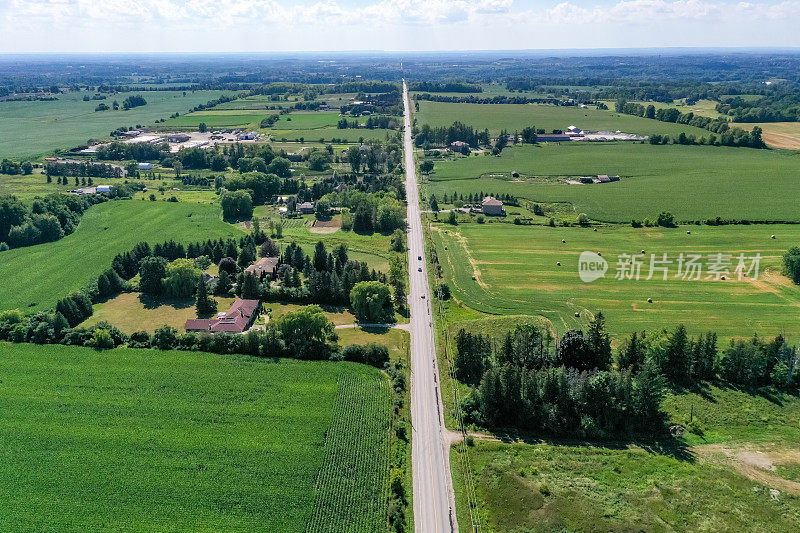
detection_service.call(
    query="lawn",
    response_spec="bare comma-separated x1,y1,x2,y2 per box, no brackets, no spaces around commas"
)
432,222,800,341
337,326,411,363
81,292,237,334
0,342,391,532
269,126,395,143
414,100,711,138
0,90,230,159
267,302,357,326
0,200,241,314
425,143,800,222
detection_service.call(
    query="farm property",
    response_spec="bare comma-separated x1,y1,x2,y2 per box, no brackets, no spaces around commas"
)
431,223,800,340
0,200,241,314
0,342,392,532
425,143,800,221
0,90,230,158
413,100,712,138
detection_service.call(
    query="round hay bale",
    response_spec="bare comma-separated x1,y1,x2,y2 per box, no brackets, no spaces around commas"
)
687,230,691,234
647,297,653,303
562,239,566,244
556,261,561,266
641,249,646,254
593,228,598,232
771,234,776,239
574,312,580,318
597,252,602,256
721,275,726,280
471,275,476,281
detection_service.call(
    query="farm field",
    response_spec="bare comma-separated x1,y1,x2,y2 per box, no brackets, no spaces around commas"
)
431,222,800,340
733,121,800,150
0,200,241,314
425,143,800,221
413,100,711,138
0,342,392,532
160,111,265,129
269,126,395,143
600,98,724,119
0,90,229,158
81,293,237,334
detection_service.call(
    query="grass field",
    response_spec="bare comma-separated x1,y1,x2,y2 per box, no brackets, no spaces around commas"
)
82,293,237,334
0,200,241,314
414,100,712,138
0,342,391,532
269,126,395,143
161,112,265,129
425,143,800,221
0,90,229,158
453,435,800,532
432,222,800,340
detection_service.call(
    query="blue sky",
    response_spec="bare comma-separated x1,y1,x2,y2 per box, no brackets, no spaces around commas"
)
1,0,799,53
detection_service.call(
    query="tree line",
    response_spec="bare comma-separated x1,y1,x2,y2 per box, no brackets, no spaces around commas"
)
0,193,108,250
615,99,766,148
455,314,799,439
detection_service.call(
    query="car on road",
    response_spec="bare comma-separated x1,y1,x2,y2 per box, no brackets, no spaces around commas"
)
418,256,422,260
418,267,422,272
421,295,425,299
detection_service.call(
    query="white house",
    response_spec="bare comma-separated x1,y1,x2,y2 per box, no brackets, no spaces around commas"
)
96,185,112,193
138,162,154,170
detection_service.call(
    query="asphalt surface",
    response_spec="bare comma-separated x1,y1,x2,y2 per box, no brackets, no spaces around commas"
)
402,79,458,533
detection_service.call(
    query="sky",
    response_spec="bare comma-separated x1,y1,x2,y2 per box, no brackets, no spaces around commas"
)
1,0,799,53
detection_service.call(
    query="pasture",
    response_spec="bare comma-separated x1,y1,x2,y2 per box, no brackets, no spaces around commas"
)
0,90,230,158
413,100,711,138
425,143,800,222
0,342,392,532
431,222,800,340
0,200,241,314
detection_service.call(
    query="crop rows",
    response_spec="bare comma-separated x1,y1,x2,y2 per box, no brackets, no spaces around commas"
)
305,373,392,532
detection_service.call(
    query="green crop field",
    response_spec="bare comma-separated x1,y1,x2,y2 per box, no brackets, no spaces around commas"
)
0,200,241,314
413,100,712,138
425,143,800,221
271,112,343,129
431,222,800,341
0,342,392,532
161,112,265,129
0,90,230,159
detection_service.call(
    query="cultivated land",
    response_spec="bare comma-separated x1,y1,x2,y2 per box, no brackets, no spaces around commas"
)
0,90,229,158
0,343,392,532
425,143,800,221
431,223,800,340
413,100,712,138
161,111,265,129
733,121,800,150
0,200,241,314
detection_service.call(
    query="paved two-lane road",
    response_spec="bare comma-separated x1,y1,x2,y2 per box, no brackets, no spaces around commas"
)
402,79,457,533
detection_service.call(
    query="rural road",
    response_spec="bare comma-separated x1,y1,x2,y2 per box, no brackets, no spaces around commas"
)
402,79,458,532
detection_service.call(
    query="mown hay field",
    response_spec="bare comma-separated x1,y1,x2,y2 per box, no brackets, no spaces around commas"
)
0,343,392,532
431,222,800,340
425,143,800,222
413,100,711,138
0,200,241,314
0,90,230,158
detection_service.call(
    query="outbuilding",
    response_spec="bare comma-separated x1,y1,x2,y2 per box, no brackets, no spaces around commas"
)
298,201,315,214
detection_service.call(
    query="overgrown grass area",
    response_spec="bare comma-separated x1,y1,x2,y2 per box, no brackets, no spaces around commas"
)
424,143,800,221
81,293,237,334
0,90,230,158
453,437,800,532
414,100,711,138
0,342,392,532
160,112,265,129
337,327,410,362
431,222,800,340
663,383,800,446
0,200,241,314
